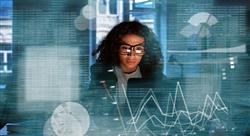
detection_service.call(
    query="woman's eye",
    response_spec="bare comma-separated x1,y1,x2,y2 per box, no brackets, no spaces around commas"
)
136,47,144,50
121,46,129,50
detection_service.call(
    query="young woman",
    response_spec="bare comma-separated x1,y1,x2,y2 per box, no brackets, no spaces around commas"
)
89,21,164,95
85,21,166,135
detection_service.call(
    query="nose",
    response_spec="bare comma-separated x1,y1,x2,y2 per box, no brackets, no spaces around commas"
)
127,47,136,56
127,50,136,56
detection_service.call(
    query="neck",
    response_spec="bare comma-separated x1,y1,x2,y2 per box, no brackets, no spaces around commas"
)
123,68,137,74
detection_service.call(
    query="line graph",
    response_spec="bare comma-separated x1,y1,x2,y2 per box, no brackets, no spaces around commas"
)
118,82,229,136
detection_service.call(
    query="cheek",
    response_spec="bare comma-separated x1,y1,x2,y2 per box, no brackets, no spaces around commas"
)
119,54,126,62
136,56,143,62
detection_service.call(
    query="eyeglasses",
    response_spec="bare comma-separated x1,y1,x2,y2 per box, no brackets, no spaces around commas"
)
119,43,144,55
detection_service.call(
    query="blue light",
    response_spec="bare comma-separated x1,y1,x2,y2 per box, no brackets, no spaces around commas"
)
0,84,6,89
0,125,7,135
0,0,13,18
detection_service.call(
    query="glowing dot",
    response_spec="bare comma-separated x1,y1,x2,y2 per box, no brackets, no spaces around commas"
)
222,72,226,76
107,69,114,72
102,97,107,100
104,113,109,116
230,65,235,69
229,57,234,61
222,77,227,80
81,5,96,20
230,61,235,65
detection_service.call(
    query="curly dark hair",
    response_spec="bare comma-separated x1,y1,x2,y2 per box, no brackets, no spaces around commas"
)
93,21,163,77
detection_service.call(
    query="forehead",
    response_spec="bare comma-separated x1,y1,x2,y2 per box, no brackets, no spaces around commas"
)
121,34,144,46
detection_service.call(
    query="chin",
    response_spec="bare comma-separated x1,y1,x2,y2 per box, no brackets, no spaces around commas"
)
125,65,137,70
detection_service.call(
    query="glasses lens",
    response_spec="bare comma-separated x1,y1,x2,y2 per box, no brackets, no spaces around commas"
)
119,44,144,55
120,45,131,54
134,46,144,54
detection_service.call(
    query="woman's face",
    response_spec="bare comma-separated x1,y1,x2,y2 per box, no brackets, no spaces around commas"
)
119,34,144,73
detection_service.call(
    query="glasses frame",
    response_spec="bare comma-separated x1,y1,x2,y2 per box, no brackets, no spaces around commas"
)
119,42,145,56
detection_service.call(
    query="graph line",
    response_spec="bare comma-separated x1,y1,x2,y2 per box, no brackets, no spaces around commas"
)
117,82,228,136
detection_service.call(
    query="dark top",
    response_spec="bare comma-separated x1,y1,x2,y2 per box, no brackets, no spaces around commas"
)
83,62,169,135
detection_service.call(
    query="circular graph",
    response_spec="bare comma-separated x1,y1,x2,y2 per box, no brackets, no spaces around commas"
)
50,102,90,136
81,5,96,20
43,118,56,136
74,16,89,31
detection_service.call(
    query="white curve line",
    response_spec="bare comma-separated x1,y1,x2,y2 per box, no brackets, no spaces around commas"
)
116,82,228,135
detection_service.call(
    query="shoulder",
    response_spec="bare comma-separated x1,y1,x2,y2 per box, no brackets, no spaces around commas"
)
90,62,116,81
88,62,117,95
90,62,113,73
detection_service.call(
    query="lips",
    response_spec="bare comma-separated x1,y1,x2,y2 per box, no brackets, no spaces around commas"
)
126,60,137,65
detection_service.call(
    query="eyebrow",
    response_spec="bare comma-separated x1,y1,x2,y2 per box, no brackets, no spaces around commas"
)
120,42,144,46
